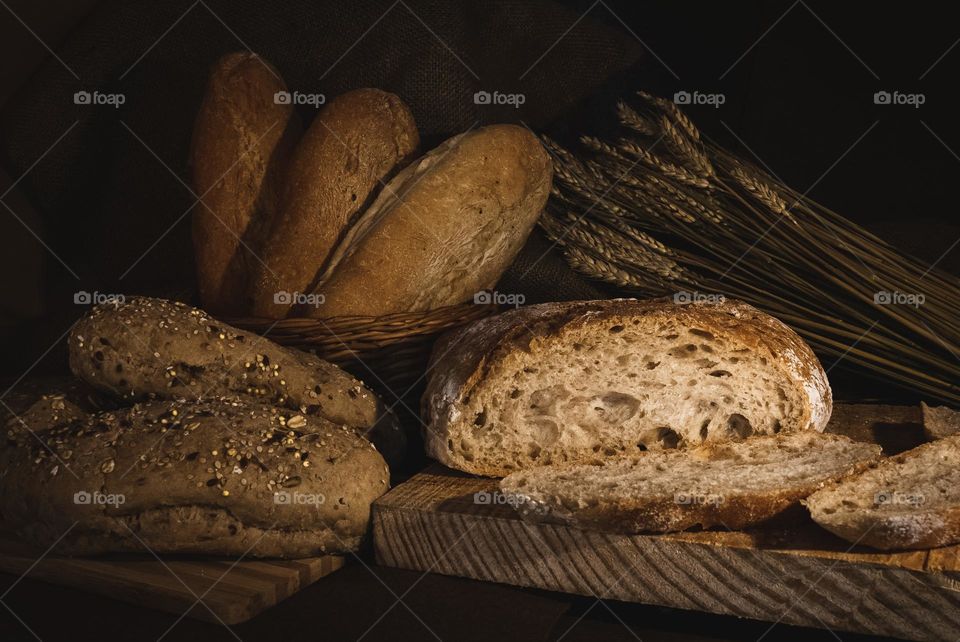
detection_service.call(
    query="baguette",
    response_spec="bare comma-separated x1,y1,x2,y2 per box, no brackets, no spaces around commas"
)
0,398,390,557
500,433,880,533
308,124,552,318
190,52,300,314
423,297,832,476
805,435,960,550
249,88,419,317
67,297,404,465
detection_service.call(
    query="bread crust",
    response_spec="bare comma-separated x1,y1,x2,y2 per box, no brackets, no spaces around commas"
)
0,398,390,557
249,88,419,317
422,297,832,476
190,52,301,314
308,124,552,318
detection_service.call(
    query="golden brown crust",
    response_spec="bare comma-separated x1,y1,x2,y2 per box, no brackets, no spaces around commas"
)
249,89,419,317
190,52,301,314
308,124,552,318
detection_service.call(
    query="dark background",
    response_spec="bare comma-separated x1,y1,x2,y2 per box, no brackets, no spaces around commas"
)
1,1,957,640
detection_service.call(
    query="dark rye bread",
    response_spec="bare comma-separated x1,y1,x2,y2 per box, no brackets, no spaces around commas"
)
805,435,960,550
500,433,880,533
249,88,419,317
0,398,390,557
68,297,404,465
423,297,832,477
190,52,301,315
309,125,552,318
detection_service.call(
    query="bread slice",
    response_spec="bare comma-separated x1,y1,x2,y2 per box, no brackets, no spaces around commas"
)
921,402,960,440
423,297,832,476
249,88,419,317
804,436,960,550
307,124,552,318
500,433,879,533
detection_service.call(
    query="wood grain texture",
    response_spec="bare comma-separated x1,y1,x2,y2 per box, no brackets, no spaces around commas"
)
0,535,344,624
373,404,960,642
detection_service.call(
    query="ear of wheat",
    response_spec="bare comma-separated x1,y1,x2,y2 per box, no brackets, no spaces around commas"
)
542,92,960,404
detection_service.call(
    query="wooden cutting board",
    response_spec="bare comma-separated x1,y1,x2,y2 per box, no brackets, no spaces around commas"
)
0,535,344,624
373,404,960,642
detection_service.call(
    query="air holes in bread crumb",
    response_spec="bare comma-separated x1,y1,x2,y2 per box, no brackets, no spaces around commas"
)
473,410,486,426
657,427,680,448
726,413,753,439
709,370,732,378
689,329,714,339
609,325,625,333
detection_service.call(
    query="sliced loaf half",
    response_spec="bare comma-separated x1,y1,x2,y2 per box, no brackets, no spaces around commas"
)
805,435,960,550
423,297,832,476
499,433,879,533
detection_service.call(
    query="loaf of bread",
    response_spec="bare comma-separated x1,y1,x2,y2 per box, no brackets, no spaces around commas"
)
805,435,960,550
308,124,552,318
190,52,301,314
249,88,419,317
500,433,879,533
68,297,404,465
423,297,832,476
921,402,960,440
0,398,390,557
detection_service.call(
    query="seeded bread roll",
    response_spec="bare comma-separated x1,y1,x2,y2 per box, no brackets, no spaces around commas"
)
423,297,832,477
67,297,404,465
0,398,390,557
308,124,552,318
249,88,419,317
190,52,301,315
805,435,960,550
501,433,880,533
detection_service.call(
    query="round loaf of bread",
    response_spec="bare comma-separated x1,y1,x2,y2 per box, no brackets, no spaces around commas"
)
423,297,832,477
0,398,390,557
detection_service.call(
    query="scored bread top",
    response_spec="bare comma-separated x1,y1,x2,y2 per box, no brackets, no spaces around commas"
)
423,297,832,477
500,432,879,533
805,435,960,550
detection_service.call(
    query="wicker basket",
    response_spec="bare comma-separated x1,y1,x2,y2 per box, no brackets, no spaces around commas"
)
223,303,499,399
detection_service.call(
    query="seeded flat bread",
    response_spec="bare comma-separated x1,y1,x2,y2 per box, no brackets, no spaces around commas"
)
423,297,832,477
500,433,880,533
0,398,390,558
68,297,404,465
805,435,960,550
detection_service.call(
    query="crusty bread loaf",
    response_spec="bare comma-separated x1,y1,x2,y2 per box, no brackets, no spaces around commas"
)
805,435,960,550
249,88,419,317
423,297,832,477
308,124,552,318
190,52,301,314
500,433,879,533
921,402,960,440
0,398,390,557
67,297,404,465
